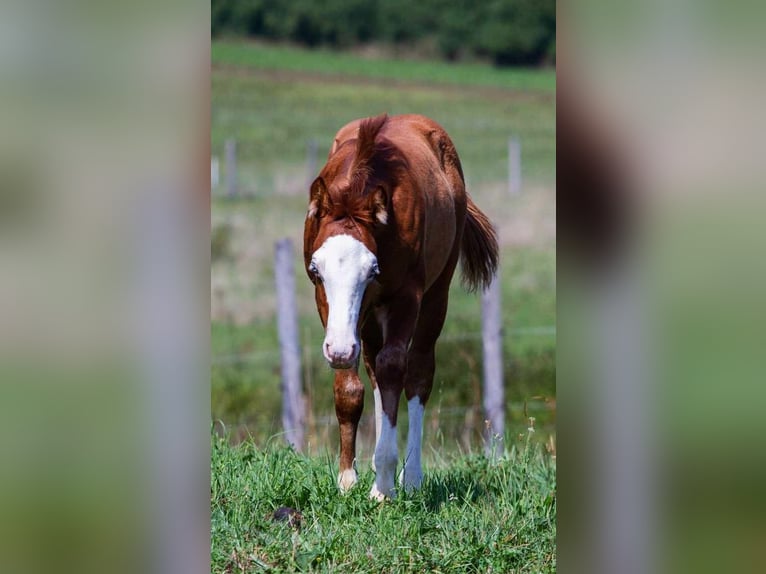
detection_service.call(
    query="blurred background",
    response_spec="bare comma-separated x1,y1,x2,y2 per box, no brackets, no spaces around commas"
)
209,0,557,460
558,2,766,573
6,1,765,572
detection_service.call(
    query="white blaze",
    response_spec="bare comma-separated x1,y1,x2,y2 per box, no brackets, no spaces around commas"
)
311,235,378,368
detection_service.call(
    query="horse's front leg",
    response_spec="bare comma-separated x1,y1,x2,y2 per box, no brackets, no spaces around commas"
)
334,367,364,492
370,291,421,501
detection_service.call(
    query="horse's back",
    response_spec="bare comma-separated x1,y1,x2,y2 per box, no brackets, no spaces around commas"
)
331,115,462,187
383,115,467,289
329,114,468,290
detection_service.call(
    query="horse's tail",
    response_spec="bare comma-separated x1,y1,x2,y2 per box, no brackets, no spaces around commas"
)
460,196,499,292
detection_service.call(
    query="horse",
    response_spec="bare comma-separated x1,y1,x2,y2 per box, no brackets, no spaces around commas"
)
303,113,498,500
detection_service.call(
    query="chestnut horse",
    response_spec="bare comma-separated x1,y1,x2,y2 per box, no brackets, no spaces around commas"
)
303,114,498,500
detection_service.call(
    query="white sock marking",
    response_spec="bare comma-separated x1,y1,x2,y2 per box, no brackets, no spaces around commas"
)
371,416,397,500
399,397,424,491
372,387,383,471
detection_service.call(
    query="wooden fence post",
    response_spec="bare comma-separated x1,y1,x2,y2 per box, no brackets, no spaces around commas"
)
482,270,505,456
274,238,305,451
508,136,522,195
225,138,237,199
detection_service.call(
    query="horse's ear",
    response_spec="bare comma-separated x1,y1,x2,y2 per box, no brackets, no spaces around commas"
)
369,186,388,225
307,177,327,219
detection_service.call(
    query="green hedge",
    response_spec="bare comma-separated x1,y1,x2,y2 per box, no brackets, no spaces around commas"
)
211,0,555,66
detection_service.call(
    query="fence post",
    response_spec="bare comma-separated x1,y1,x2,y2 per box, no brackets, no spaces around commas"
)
508,136,522,195
306,138,318,188
225,138,237,199
274,238,305,451
482,270,505,456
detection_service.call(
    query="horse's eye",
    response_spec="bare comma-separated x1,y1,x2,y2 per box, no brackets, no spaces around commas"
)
368,262,380,279
309,262,321,282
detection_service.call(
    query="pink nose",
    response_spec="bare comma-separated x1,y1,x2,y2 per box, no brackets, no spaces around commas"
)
323,341,358,368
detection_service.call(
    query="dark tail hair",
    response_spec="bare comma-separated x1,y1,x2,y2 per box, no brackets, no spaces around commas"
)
460,197,499,292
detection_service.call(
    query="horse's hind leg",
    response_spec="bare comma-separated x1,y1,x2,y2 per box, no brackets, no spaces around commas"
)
400,283,452,491
400,345,435,491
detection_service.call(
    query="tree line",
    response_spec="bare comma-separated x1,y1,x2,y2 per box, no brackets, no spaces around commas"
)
212,0,555,67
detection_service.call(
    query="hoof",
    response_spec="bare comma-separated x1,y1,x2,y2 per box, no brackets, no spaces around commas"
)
337,469,358,492
398,467,423,492
369,482,395,501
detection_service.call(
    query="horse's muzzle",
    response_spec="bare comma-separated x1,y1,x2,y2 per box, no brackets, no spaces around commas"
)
323,340,358,369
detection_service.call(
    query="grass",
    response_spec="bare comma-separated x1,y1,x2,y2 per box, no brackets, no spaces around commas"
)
211,430,556,573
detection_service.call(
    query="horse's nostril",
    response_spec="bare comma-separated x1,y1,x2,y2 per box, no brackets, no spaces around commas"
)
323,339,358,366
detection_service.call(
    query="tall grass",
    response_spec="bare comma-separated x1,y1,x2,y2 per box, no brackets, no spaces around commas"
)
211,428,556,573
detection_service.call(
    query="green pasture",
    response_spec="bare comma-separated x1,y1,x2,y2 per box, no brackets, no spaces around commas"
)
212,42,555,190
212,41,557,92
211,41,555,456
211,432,556,573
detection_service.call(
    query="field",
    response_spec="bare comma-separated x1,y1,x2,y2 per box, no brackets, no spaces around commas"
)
211,39,556,573
212,432,556,573
211,40,555,454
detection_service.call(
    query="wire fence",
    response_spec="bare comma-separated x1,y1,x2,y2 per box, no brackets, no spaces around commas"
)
211,325,555,366
213,398,557,464
210,235,556,458
211,132,555,455
212,134,525,199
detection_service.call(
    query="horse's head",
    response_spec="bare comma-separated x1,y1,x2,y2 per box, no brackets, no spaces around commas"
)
307,221,380,369
305,184,386,369
303,115,402,369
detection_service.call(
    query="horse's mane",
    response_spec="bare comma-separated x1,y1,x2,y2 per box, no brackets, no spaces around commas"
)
327,114,408,225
